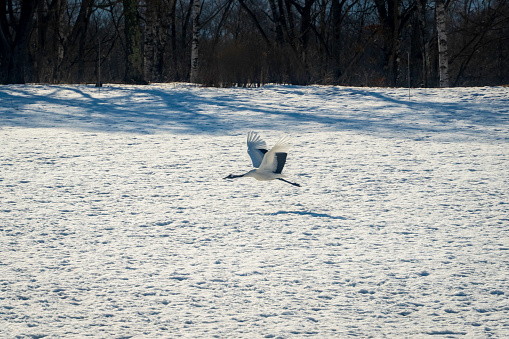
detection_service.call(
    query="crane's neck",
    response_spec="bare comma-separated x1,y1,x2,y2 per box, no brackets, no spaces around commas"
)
242,169,257,178
224,169,258,180
224,173,245,179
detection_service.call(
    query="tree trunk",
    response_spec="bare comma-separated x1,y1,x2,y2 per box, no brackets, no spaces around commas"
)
299,0,315,82
416,0,429,87
144,3,157,82
0,0,40,84
268,0,284,46
331,0,347,80
170,0,178,80
389,0,402,86
436,0,449,87
123,0,146,84
190,0,201,83
374,0,402,86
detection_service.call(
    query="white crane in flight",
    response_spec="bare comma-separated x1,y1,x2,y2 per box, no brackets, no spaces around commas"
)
224,131,301,187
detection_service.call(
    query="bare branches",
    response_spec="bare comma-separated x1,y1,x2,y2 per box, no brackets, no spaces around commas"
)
0,0,507,86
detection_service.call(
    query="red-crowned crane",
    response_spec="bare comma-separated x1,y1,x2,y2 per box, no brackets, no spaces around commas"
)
224,131,301,187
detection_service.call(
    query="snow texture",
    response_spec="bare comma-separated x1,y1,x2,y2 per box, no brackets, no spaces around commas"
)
1,84,508,338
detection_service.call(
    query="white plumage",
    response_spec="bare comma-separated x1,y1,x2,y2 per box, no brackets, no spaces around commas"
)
246,131,267,168
224,132,300,187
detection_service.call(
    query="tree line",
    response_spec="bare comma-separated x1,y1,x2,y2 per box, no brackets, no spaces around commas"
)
1,0,508,87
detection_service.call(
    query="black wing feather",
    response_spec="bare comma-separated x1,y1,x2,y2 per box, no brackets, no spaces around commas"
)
274,152,287,174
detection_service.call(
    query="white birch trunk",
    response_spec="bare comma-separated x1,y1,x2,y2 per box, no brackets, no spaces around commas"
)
190,0,201,83
436,0,449,87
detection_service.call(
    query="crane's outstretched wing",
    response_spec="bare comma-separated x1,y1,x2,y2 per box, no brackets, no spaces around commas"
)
259,135,291,174
247,131,267,168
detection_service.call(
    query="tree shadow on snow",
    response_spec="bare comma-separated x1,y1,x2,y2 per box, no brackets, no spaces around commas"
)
0,85,227,134
0,84,507,141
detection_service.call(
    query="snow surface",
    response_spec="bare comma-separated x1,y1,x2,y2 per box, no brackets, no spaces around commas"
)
1,84,508,338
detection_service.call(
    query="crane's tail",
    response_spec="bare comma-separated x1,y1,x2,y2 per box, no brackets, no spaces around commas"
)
278,178,301,187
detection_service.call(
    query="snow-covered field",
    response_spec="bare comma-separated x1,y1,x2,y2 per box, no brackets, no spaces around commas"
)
1,84,508,338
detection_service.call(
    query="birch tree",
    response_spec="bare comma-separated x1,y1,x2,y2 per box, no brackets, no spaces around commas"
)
436,0,449,87
190,0,201,83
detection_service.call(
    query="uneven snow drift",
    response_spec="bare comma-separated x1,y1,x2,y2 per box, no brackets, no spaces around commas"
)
1,84,508,338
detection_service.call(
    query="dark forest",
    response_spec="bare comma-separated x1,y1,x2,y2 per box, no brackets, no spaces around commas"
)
1,0,508,87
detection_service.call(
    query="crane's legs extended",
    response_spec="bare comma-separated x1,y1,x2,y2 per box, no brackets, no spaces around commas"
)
278,178,301,187
224,174,300,187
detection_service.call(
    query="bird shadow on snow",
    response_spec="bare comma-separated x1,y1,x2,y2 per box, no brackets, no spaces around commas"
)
0,84,507,140
270,210,347,220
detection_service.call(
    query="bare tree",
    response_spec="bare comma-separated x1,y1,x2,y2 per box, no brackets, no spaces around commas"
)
1,0,506,86
414,0,431,86
0,0,41,84
436,0,449,87
123,0,146,84
190,0,201,82
64,0,95,82
33,0,65,83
